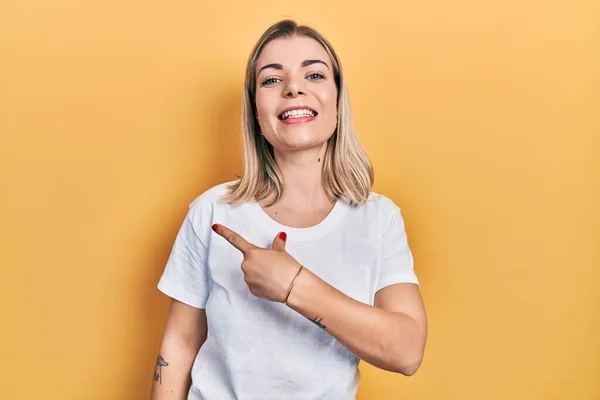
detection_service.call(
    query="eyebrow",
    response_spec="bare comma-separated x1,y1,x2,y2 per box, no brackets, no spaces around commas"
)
257,59,329,75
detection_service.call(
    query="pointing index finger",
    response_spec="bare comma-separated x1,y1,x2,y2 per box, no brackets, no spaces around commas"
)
212,224,255,254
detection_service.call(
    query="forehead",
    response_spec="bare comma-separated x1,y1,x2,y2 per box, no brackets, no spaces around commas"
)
257,35,332,70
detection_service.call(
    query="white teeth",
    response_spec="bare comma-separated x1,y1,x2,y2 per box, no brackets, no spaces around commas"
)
279,109,316,120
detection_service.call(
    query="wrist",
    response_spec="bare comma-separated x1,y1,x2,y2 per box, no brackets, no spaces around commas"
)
284,266,319,310
283,264,303,305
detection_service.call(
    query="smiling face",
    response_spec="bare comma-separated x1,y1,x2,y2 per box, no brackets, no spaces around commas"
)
254,35,338,152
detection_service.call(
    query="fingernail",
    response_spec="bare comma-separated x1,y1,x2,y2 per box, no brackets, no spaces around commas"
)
212,224,218,232
279,232,287,241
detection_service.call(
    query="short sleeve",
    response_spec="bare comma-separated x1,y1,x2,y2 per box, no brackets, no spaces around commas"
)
157,207,211,309
375,203,419,293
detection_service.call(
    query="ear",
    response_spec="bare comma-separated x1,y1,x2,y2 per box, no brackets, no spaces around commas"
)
271,232,287,251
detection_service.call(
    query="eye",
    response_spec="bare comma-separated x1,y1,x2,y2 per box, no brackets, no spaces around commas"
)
307,72,326,81
260,77,281,86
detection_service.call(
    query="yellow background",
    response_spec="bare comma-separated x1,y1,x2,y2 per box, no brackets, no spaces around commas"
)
1,0,598,398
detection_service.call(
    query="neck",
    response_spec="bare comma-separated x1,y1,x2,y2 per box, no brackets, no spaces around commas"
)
271,142,334,211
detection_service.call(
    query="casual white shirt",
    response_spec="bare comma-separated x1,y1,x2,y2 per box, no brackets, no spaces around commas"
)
157,180,419,400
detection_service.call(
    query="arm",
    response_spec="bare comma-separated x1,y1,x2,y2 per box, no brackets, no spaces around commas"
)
150,299,207,399
286,271,427,375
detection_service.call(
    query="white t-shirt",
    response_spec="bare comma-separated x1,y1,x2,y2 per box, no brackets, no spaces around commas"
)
157,180,419,400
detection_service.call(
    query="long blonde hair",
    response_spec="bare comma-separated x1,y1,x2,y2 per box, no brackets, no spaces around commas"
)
222,19,374,207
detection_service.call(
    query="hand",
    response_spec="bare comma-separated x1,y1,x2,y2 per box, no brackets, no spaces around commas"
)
211,224,303,303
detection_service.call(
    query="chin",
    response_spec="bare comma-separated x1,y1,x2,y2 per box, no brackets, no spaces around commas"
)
266,128,331,150
283,138,329,151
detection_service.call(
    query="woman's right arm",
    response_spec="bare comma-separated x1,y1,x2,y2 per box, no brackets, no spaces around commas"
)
150,298,207,400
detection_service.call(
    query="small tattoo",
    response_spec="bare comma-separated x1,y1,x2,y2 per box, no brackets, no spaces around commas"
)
310,316,326,329
154,355,169,384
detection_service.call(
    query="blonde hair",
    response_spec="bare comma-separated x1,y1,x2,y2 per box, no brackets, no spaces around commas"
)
222,19,374,207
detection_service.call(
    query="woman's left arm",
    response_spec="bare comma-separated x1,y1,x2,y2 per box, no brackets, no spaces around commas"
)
286,269,427,376
210,223,427,375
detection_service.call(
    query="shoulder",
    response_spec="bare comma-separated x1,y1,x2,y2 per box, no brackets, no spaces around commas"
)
176,180,240,238
360,191,402,215
362,192,411,241
181,179,240,225
188,179,238,209
358,191,407,233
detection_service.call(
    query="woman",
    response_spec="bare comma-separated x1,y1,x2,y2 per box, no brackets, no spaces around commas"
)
151,19,427,400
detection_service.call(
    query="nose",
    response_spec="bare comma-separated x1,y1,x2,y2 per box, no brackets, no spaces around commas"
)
283,78,305,98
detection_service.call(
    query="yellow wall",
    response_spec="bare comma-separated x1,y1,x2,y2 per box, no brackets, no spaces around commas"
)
1,0,598,398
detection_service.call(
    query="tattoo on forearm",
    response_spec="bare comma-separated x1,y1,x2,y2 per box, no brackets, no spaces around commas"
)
310,316,326,329
154,354,169,384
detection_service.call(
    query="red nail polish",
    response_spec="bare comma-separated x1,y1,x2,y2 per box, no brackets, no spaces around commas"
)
212,224,218,232
279,232,287,241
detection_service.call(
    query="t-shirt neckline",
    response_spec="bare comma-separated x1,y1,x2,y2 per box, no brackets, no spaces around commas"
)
249,197,348,242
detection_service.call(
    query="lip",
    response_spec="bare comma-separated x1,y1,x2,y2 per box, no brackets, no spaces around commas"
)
278,105,318,119
280,115,316,125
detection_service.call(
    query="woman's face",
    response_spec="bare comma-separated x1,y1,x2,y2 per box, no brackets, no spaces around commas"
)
254,35,338,152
